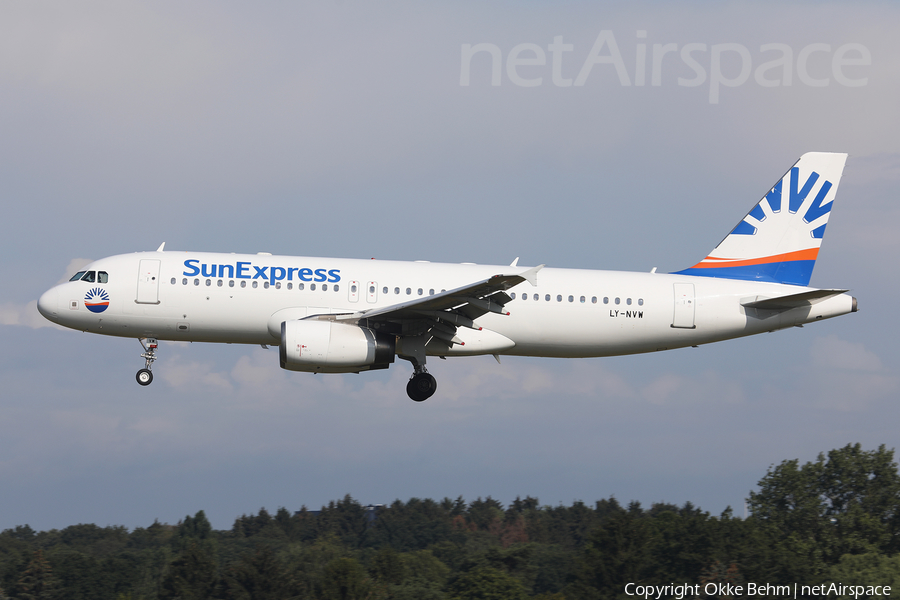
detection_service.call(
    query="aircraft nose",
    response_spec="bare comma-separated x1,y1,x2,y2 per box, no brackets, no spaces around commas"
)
37,287,59,321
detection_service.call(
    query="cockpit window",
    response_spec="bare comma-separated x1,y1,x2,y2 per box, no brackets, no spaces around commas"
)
69,271,87,282
98,271,108,283
81,271,96,282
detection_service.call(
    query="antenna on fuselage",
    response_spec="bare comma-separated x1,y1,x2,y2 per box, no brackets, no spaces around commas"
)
156,242,166,252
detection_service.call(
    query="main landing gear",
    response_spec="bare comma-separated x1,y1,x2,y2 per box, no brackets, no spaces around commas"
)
136,338,158,386
399,335,437,402
407,369,437,402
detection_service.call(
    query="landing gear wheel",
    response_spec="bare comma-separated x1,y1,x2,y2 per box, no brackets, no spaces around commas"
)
136,368,153,386
407,372,437,402
136,338,158,387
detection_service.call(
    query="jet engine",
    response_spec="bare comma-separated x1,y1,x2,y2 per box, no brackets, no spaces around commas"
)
279,320,395,373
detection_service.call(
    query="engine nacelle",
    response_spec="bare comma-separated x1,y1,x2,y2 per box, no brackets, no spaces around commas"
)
279,320,395,373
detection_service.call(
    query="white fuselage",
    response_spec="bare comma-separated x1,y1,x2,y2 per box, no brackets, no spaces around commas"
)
38,250,856,358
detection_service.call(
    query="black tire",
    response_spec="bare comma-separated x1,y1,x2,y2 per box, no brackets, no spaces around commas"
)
136,369,153,386
407,373,437,402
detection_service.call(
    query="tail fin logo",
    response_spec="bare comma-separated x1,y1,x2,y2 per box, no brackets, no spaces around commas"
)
674,152,847,286
731,166,834,239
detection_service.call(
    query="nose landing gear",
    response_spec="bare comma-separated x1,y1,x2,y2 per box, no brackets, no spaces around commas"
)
136,338,158,386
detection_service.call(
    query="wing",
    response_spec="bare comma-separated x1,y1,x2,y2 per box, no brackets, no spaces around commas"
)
313,264,544,348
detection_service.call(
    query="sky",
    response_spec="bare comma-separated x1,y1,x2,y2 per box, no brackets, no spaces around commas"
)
1,0,899,532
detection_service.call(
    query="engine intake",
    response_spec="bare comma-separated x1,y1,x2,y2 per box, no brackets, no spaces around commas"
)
279,320,395,373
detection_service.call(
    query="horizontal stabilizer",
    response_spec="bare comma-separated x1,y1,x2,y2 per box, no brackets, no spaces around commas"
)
741,289,848,311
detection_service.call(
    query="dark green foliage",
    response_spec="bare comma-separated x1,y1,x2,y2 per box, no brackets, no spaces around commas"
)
449,565,529,600
747,443,900,581
0,444,897,599
159,542,218,600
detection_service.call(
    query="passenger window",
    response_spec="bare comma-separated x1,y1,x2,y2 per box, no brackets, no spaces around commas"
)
81,271,96,283
406,288,411,295
627,298,632,305
603,297,608,304
182,278,188,285
394,287,400,294
580,296,585,303
218,280,223,287
382,287,388,294
231,281,236,288
98,272,109,283
429,289,435,295
533,293,539,301
615,297,620,305
638,298,644,306
351,285,357,293
592,296,597,304
171,278,176,285
511,292,516,299
298,283,304,290
545,294,550,301
522,293,527,301
568,295,574,303
322,284,328,291
557,295,562,302
194,279,200,286
206,279,211,286
69,271,87,282
252,281,258,289
310,283,316,291
334,285,339,292
275,282,281,289
241,281,247,288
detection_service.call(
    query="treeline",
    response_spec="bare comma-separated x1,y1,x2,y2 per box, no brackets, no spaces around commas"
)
1,443,899,599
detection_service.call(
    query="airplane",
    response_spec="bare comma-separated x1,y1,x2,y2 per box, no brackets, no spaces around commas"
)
37,152,857,401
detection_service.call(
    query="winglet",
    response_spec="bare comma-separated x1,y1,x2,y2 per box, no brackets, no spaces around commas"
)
519,264,544,287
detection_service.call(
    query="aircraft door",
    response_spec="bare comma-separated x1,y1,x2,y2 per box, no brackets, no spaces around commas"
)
348,280,360,303
136,259,161,304
672,283,696,329
366,281,378,303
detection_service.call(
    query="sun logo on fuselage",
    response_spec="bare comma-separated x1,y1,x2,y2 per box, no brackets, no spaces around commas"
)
84,288,110,313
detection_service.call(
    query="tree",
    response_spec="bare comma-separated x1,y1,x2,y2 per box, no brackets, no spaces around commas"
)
222,546,296,600
16,549,59,600
826,552,900,597
448,566,528,600
159,541,219,600
568,502,655,599
747,443,900,579
319,557,375,600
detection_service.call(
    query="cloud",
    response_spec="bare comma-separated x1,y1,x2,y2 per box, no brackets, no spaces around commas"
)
160,356,233,392
810,334,884,372
0,301,52,329
57,258,93,284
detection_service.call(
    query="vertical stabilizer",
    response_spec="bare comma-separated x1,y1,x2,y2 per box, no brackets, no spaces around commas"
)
673,152,847,286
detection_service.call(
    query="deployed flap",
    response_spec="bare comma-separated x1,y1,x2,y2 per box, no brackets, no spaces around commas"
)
741,288,849,311
330,265,544,350
353,265,544,323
